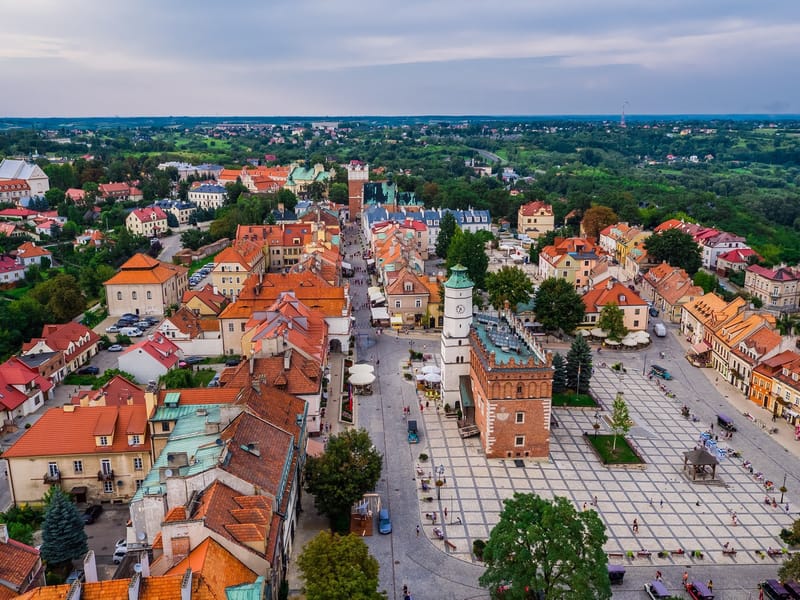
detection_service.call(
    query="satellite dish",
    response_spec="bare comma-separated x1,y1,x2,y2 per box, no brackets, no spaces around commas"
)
164,469,173,477
137,531,146,541
133,563,143,573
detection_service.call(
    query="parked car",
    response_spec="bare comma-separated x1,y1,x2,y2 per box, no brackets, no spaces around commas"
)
225,358,241,367
113,548,128,564
378,508,392,534
653,323,667,337
649,364,672,380
66,569,85,584
120,327,143,337
107,344,124,352
78,366,99,375
114,539,127,551
115,319,135,328
105,325,120,333
134,321,151,329
82,504,102,524
121,313,139,321
185,356,203,365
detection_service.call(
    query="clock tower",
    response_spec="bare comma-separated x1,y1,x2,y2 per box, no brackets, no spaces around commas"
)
440,265,474,409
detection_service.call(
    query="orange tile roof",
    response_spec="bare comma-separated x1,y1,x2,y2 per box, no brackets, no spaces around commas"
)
2,404,149,459
385,268,431,296
219,354,321,395
164,506,187,522
157,387,241,406
71,375,145,407
583,280,647,312
165,537,257,598
247,293,328,362
0,538,39,590
104,253,187,286
519,201,553,216
121,335,181,369
182,285,229,314
14,241,50,258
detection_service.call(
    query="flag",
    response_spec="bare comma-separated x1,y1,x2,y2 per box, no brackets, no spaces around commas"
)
347,383,353,412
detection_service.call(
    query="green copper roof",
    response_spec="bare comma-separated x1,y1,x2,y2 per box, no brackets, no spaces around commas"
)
445,265,473,289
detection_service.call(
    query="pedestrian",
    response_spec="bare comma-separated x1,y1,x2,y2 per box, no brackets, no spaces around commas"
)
583,502,587,511
593,495,598,506
660,498,663,508
786,503,790,512
416,524,420,537
444,507,448,519
682,571,689,586
655,570,662,582
707,580,713,592
632,518,639,533
731,511,738,526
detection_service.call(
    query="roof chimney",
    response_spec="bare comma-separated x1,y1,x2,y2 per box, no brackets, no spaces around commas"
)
128,572,142,600
181,569,193,600
138,549,151,577
83,550,98,583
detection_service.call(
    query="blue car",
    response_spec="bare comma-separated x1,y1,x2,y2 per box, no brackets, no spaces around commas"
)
378,508,392,534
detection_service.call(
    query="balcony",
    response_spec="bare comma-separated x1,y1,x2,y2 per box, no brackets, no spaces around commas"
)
43,472,61,484
97,470,115,482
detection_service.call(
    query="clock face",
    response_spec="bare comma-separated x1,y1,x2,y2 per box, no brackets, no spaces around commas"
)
456,304,465,314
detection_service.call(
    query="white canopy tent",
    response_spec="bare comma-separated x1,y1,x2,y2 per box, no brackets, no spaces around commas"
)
349,372,376,386
349,364,374,375
421,365,441,374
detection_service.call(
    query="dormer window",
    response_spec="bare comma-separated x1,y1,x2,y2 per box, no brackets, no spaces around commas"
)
99,436,109,446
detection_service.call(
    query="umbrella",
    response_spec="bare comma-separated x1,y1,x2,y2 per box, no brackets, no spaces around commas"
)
349,364,374,375
622,338,638,347
423,373,442,384
415,373,426,381
349,372,376,386
421,365,441,374
604,339,620,346
591,328,608,338
578,329,592,337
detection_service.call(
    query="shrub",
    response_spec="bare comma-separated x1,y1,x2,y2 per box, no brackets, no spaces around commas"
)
473,539,486,560
418,453,428,462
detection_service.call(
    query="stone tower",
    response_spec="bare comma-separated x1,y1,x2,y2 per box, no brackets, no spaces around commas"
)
440,265,473,409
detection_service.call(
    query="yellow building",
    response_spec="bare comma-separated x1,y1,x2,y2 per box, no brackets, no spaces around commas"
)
3,404,152,504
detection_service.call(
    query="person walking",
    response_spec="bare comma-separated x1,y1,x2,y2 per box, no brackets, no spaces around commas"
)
707,580,713,592
632,518,639,533
416,524,420,537
682,571,689,586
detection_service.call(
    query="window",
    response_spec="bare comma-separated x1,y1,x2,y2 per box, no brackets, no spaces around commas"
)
228,323,234,332
117,291,122,301
132,291,137,300
101,459,112,474
131,435,141,445
103,481,114,493
161,422,171,432
634,308,640,315
633,320,639,328
147,291,152,300
515,436,525,447
135,479,144,490
48,462,59,477
415,299,422,308
395,300,401,308
99,436,109,446
134,457,143,471
515,412,525,424
73,460,83,474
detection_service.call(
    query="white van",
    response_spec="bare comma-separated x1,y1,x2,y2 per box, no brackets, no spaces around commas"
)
120,327,143,337
653,323,667,337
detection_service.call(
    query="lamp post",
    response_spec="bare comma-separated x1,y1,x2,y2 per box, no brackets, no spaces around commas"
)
436,464,445,500
593,412,600,438
781,473,788,504
642,353,647,376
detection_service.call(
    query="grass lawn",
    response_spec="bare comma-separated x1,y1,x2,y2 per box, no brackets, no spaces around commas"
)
551,391,597,407
187,249,223,275
586,434,644,465
193,368,217,387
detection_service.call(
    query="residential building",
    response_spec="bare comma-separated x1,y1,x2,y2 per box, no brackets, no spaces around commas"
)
728,326,785,396
0,179,30,204
0,524,44,597
73,228,105,250
118,335,182,384
22,322,100,375
641,263,704,323
152,199,196,225
0,256,25,284
581,280,649,331
104,253,189,317
744,264,800,312
182,284,229,317
13,241,51,270
716,248,760,275
235,224,314,272
768,356,800,424
15,350,66,387
707,301,774,383
749,351,800,416
517,201,555,240
0,358,53,421
70,374,145,407
211,239,266,300
538,237,602,291
155,307,223,356
384,267,432,328
3,403,151,504
64,188,86,203
700,232,749,270
0,159,49,197
680,292,731,350
188,183,227,210
98,182,139,202
126,207,169,237
158,160,224,181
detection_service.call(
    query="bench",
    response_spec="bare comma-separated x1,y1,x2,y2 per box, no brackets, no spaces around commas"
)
444,540,456,551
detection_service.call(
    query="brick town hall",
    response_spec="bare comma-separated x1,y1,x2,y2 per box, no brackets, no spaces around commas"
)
440,265,555,460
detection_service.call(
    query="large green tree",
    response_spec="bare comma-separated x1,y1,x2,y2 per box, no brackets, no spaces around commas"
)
304,429,382,530
644,229,702,275
29,274,86,322
597,302,627,341
479,493,610,600
551,353,567,394
533,278,585,334
435,211,457,258
581,205,618,240
566,335,592,394
40,488,88,567
298,531,385,600
446,230,489,289
485,266,534,310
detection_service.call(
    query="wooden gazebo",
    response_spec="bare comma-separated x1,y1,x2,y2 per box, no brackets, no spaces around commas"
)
683,448,719,481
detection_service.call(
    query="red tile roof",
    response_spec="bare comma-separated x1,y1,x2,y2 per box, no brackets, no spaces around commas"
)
0,537,40,590
2,404,149,458
121,335,181,369
165,537,258,596
14,241,51,259
22,322,100,365
130,207,168,222
219,354,321,395
519,201,553,216
583,280,647,312
71,375,144,407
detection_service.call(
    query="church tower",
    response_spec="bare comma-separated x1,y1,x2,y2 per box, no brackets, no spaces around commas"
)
440,265,473,409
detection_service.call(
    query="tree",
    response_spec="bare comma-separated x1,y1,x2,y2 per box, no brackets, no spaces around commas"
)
533,278,586,334
446,230,489,289
479,493,610,600
780,554,800,583
435,211,457,258
166,212,179,228
40,488,88,567
159,368,195,389
528,230,558,263
277,188,298,212
551,353,567,394
224,180,248,205
581,205,618,240
180,229,211,251
692,270,719,293
29,274,86,322
485,266,534,310
644,230,702,275
598,302,627,341
304,429,382,530
298,531,384,600
329,182,349,205
610,393,631,453
777,313,800,336
566,335,592,394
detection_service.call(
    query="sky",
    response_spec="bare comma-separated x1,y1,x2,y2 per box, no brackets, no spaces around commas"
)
2,0,800,117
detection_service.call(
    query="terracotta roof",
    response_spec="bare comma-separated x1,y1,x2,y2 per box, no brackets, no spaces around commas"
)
182,285,229,314
385,268,431,296
246,293,328,362
682,292,728,321
519,201,553,216
156,387,241,406
732,327,782,364
165,537,258,598
0,538,39,590
2,404,149,458
14,241,51,259
120,336,181,369
130,207,168,222
164,506,187,522
13,574,203,600
99,182,131,194
0,179,30,192
583,280,647,312
22,322,100,365
219,354,321,395
747,264,799,281
70,375,145,407
104,253,187,286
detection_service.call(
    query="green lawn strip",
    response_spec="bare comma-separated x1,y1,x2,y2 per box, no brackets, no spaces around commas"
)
551,391,598,407
586,434,644,464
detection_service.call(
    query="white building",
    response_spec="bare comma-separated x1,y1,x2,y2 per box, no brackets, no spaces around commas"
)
188,184,227,211
0,159,49,197
440,265,474,408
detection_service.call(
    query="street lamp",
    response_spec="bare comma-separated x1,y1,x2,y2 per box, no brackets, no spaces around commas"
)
436,464,445,500
642,353,647,376
781,473,788,504
593,412,600,438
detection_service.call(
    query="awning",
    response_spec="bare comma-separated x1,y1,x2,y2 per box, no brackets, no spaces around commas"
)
307,438,325,457
70,486,88,495
370,306,390,320
390,315,403,325
691,342,710,354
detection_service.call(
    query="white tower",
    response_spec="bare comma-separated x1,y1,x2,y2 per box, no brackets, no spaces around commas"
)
440,265,474,408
